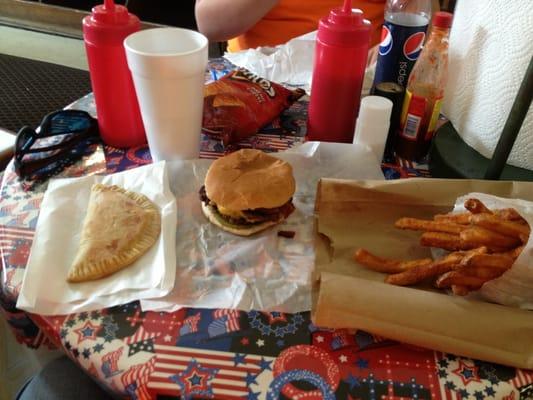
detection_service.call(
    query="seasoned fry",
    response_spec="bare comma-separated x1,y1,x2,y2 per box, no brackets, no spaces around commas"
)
502,245,525,259
495,208,526,222
353,248,432,274
395,218,466,234
464,198,493,214
435,271,488,289
461,253,515,271
354,199,526,297
470,213,530,241
434,212,472,225
385,251,465,286
420,232,466,251
462,266,504,280
460,227,521,249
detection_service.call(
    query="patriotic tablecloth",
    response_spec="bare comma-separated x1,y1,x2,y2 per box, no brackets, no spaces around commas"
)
1,58,531,400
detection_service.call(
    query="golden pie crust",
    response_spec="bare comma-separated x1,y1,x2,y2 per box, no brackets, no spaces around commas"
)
67,183,161,283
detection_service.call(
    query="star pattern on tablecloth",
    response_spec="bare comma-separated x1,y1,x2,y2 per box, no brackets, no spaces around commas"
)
246,390,261,400
78,312,89,322
438,358,449,368
65,318,76,328
82,348,91,359
453,360,481,386
100,318,119,343
169,359,218,400
73,320,101,344
485,386,496,397
261,311,287,324
127,338,154,356
248,311,304,338
344,373,360,390
259,357,272,371
245,372,258,387
233,353,246,367
355,357,369,369
92,343,104,353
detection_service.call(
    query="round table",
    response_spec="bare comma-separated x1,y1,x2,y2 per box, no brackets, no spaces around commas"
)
1,59,531,400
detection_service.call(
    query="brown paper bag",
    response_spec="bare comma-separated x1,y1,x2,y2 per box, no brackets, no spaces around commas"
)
313,178,533,369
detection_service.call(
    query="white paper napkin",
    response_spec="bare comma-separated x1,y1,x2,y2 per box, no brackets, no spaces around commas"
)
17,162,177,315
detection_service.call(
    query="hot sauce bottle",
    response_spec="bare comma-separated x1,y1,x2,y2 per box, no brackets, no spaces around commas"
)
394,12,453,161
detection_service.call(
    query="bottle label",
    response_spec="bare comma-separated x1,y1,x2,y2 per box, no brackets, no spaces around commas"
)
400,90,443,141
400,90,426,141
425,97,443,140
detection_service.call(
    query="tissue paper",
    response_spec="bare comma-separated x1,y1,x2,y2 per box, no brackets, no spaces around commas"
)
442,0,533,170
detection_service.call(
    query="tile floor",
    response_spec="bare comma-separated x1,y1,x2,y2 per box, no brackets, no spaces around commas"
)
0,25,77,400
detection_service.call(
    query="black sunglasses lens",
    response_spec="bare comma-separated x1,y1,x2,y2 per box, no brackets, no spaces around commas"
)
15,127,36,154
49,112,92,135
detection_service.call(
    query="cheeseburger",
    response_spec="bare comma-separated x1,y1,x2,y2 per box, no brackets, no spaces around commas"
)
199,149,295,236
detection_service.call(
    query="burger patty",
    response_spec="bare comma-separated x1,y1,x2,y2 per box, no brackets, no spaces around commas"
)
199,185,295,226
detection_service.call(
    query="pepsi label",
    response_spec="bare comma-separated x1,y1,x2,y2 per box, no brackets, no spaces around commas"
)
373,20,428,88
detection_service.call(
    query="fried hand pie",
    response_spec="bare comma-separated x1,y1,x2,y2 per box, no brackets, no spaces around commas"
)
67,183,161,283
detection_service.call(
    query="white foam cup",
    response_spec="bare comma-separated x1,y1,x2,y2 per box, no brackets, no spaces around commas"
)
124,28,208,161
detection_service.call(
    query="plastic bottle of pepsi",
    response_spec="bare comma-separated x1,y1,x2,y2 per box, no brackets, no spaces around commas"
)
372,0,431,89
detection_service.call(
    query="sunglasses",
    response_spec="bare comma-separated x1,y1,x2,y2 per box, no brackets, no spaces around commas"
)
14,110,101,183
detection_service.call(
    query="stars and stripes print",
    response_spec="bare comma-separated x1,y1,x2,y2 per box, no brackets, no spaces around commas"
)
125,326,159,345
208,309,241,338
179,312,201,336
0,225,34,258
121,356,157,400
511,368,533,388
147,345,274,399
101,347,123,378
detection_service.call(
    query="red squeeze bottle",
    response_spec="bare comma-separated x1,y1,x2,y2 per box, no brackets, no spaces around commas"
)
307,0,371,143
83,0,146,148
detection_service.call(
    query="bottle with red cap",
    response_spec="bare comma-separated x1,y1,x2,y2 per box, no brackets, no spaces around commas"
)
83,0,146,148
307,0,371,143
394,11,453,161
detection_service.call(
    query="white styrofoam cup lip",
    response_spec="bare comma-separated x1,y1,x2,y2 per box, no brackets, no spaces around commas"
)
124,27,208,57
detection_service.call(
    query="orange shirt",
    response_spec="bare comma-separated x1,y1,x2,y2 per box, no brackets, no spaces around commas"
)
227,0,385,52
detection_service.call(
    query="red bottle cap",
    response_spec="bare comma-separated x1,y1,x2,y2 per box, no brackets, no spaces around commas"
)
317,0,371,47
432,11,453,29
83,0,140,45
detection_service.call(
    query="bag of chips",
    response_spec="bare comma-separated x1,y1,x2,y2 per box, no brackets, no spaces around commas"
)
202,68,306,145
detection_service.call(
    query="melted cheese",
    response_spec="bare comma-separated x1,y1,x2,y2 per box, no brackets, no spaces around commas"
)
217,205,246,219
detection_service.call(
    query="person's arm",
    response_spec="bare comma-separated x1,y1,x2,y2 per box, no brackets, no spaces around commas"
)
195,0,279,42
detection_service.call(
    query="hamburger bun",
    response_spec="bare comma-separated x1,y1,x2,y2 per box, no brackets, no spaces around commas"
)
200,149,296,236
205,149,295,211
